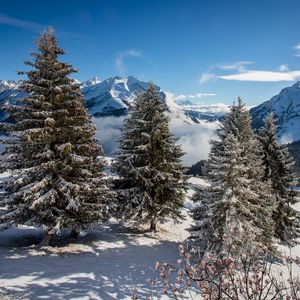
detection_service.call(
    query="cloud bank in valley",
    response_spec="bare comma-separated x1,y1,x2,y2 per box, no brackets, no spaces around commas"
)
93,116,125,157
93,114,219,166
169,117,219,166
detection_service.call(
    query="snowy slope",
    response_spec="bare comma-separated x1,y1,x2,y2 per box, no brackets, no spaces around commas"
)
0,174,204,300
251,81,300,143
1,175,300,300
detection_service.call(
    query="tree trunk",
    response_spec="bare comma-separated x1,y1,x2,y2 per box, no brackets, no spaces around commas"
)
39,230,54,247
149,220,157,232
70,228,79,240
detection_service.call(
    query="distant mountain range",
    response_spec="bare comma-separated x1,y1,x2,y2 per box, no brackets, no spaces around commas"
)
0,80,25,122
0,77,165,119
81,76,167,117
1,76,300,143
250,81,300,144
1,76,300,172
0,76,230,123
250,81,300,178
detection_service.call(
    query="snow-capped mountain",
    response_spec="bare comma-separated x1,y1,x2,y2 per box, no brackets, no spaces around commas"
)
81,76,166,117
0,76,228,123
0,76,222,165
250,81,300,143
0,80,21,93
0,80,25,121
0,76,167,118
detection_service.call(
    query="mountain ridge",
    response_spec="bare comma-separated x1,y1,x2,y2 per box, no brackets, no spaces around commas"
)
0,76,229,123
2,77,300,144
250,81,300,143
1,77,300,170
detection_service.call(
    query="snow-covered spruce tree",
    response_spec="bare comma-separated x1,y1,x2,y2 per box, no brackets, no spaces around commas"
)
113,84,186,231
259,113,300,246
0,29,111,244
190,98,276,256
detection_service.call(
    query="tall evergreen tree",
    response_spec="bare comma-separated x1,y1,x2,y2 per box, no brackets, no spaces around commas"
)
0,29,111,243
259,114,300,246
190,99,275,256
113,84,186,231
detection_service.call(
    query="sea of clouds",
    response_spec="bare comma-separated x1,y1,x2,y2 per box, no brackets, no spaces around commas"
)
93,115,219,166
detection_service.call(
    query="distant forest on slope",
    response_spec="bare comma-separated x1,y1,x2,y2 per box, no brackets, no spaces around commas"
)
288,140,300,181
188,141,300,183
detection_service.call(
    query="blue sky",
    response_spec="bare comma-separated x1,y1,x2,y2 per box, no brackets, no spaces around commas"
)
0,0,300,105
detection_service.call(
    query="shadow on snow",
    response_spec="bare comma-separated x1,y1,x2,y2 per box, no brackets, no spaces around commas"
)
0,223,181,299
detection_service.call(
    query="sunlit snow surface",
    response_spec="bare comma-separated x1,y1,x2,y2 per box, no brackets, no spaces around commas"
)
0,173,300,299
0,174,200,299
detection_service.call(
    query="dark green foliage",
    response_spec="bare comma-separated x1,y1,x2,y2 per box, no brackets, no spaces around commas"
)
259,114,300,246
113,84,186,231
288,140,300,181
190,99,276,256
0,29,112,233
186,160,206,176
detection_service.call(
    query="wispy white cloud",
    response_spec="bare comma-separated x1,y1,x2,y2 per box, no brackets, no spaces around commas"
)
277,64,289,72
200,60,300,83
218,70,300,82
294,43,300,57
219,61,252,71
199,72,216,84
174,93,216,101
0,14,44,31
115,50,143,74
199,61,252,84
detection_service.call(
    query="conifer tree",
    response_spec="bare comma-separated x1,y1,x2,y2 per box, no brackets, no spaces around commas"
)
259,114,300,246
0,29,111,243
190,99,275,256
113,84,186,231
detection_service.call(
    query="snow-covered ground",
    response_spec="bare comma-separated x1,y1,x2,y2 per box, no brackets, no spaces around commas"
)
0,222,188,300
1,176,300,300
0,177,201,300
